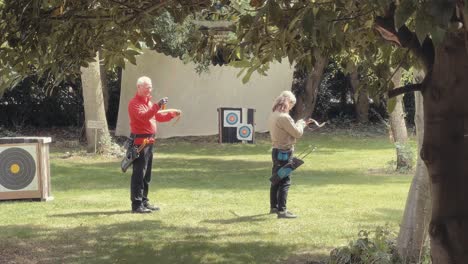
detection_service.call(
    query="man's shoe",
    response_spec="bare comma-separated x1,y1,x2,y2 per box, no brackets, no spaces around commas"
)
277,210,297,219
144,204,160,211
269,208,279,214
132,207,152,214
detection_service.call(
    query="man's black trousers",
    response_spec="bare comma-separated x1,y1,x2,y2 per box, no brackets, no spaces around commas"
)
131,144,153,210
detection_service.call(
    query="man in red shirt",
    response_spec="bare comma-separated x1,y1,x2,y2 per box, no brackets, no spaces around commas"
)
128,76,180,214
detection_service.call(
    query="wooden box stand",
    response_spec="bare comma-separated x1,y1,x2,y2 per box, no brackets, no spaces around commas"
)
0,137,53,201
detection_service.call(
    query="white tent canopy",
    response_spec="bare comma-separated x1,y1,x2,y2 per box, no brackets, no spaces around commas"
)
115,51,294,138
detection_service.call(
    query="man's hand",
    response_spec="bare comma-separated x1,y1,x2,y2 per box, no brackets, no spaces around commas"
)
157,97,168,107
173,109,182,116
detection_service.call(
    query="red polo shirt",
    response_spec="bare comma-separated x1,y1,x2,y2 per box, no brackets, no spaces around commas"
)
128,93,177,145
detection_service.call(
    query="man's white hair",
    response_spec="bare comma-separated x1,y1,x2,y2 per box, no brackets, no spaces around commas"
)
136,76,152,87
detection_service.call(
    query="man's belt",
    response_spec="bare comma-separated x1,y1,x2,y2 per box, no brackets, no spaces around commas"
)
130,133,154,139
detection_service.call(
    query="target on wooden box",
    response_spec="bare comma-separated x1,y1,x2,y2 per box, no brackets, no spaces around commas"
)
223,110,241,127
0,137,53,201
218,107,255,144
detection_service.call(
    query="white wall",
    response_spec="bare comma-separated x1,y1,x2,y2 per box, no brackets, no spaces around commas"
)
115,51,294,138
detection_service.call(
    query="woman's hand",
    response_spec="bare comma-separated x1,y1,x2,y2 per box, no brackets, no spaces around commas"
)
305,118,327,128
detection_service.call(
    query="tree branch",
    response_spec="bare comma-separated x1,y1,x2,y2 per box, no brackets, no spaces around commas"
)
330,9,374,22
107,0,144,12
388,83,423,98
374,3,434,72
121,1,170,24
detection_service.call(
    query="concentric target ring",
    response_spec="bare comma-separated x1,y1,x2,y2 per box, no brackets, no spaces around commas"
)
225,113,239,125
0,147,36,190
238,125,252,139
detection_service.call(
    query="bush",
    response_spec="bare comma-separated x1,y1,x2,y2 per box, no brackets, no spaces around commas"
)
329,227,401,264
329,226,432,264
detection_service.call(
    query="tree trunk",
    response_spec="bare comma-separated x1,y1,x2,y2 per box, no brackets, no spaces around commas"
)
292,50,328,120
422,32,468,264
99,50,109,113
389,68,411,170
81,52,111,153
397,88,431,262
350,67,369,123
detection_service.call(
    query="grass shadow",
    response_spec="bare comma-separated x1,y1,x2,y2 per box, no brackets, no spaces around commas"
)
50,154,409,193
0,220,305,264
202,212,271,225
50,210,131,217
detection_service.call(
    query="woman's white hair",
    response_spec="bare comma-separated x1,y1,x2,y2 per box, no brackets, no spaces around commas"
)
280,91,296,104
272,90,296,112
136,76,152,87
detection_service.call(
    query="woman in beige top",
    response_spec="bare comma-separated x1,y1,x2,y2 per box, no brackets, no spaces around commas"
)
268,91,312,219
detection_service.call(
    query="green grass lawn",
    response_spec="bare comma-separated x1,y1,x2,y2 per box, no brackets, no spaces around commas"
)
0,131,414,264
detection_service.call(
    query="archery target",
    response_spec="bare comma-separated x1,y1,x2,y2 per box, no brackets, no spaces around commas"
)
0,145,38,192
236,124,253,141
223,110,241,127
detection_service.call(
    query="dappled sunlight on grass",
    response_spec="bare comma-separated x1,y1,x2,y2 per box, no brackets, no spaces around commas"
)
0,132,414,263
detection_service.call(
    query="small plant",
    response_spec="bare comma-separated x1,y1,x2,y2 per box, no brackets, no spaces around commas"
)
395,142,414,172
98,132,125,157
329,226,402,264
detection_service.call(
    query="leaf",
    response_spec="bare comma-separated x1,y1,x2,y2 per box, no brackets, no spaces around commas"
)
288,9,304,31
125,54,137,65
365,19,374,28
239,14,254,26
429,1,455,27
414,11,431,45
236,67,246,78
430,26,446,47
302,8,315,35
267,1,282,26
242,68,255,84
80,61,89,68
387,97,396,113
343,23,349,33
230,60,251,68
395,0,416,28
124,49,141,57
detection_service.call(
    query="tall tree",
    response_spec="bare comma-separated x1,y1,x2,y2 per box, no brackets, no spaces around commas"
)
397,70,431,262
291,50,328,120
0,0,211,150
81,52,111,153
230,1,468,262
349,67,369,123
389,68,411,170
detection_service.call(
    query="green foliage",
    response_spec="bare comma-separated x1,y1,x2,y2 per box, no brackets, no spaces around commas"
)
217,0,458,92
395,1,417,28
0,0,211,92
329,226,402,264
0,75,83,127
1,0,462,96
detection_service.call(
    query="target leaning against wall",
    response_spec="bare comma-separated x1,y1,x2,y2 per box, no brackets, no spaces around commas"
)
237,124,253,141
218,107,255,144
223,110,241,127
0,137,53,201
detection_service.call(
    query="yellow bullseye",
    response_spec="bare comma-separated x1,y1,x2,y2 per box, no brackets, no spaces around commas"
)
10,164,20,174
